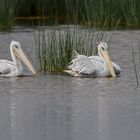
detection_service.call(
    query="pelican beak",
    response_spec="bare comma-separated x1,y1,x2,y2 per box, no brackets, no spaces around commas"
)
101,50,116,77
14,48,36,75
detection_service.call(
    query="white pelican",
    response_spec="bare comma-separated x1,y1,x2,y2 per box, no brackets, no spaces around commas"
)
64,42,121,78
0,41,36,77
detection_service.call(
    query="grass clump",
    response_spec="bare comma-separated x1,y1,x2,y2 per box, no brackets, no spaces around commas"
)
13,0,140,28
34,26,103,73
0,0,139,29
0,0,13,31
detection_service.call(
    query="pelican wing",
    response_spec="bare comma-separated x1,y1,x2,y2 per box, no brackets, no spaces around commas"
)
0,60,15,75
68,54,97,75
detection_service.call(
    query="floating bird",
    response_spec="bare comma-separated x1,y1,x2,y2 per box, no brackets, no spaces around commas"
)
64,42,121,78
0,41,36,77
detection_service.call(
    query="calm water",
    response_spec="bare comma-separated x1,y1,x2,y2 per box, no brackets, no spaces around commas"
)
0,27,140,140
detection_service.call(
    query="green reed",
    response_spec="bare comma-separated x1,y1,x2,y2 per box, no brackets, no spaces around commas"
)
34,26,105,72
0,0,13,31
13,0,140,28
120,0,138,27
0,0,138,29
79,0,138,28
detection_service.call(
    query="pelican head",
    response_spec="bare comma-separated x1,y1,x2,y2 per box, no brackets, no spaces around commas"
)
10,41,36,75
97,42,116,77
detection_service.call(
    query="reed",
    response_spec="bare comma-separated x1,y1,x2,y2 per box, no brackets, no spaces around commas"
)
79,0,138,28
34,26,105,72
1,0,139,28
0,0,13,31
13,0,140,28
131,41,139,87
120,0,138,28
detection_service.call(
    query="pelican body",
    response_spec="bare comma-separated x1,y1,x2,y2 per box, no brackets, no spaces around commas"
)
0,41,36,77
64,42,121,78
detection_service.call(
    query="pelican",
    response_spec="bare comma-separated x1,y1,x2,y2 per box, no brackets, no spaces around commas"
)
0,41,36,77
64,42,121,78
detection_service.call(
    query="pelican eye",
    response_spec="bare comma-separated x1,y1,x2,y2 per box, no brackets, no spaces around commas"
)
15,45,18,48
102,47,105,50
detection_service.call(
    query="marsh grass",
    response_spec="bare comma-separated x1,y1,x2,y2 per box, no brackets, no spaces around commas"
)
34,26,106,72
79,0,139,28
13,0,140,28
120,0,138,27
0,0,138,29
131,41,139,87
0,0,13,31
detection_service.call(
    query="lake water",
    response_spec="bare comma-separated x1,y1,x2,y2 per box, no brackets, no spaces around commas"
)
0,26,140,140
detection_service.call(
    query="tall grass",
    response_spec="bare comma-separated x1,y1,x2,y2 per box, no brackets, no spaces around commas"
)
79,0,139,28
34,26,105,72
13,0,140,28
120,0,138,27
0,0,13,31
0,0,138,29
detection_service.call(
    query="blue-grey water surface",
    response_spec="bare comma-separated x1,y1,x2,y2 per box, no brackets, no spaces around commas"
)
0,26,140,140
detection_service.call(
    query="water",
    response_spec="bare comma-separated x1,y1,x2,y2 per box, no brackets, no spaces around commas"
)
0,27,140,140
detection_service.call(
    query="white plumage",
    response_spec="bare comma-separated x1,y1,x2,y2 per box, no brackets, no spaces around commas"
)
64,42,121,77
0,41,36,77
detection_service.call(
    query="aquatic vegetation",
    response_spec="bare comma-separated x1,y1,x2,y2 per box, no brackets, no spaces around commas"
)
0,0,139,29
79,0,139,28
34,26,106,72
131,42,139,87
13,0,140,28
120,0,138,27
0,0,13,31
